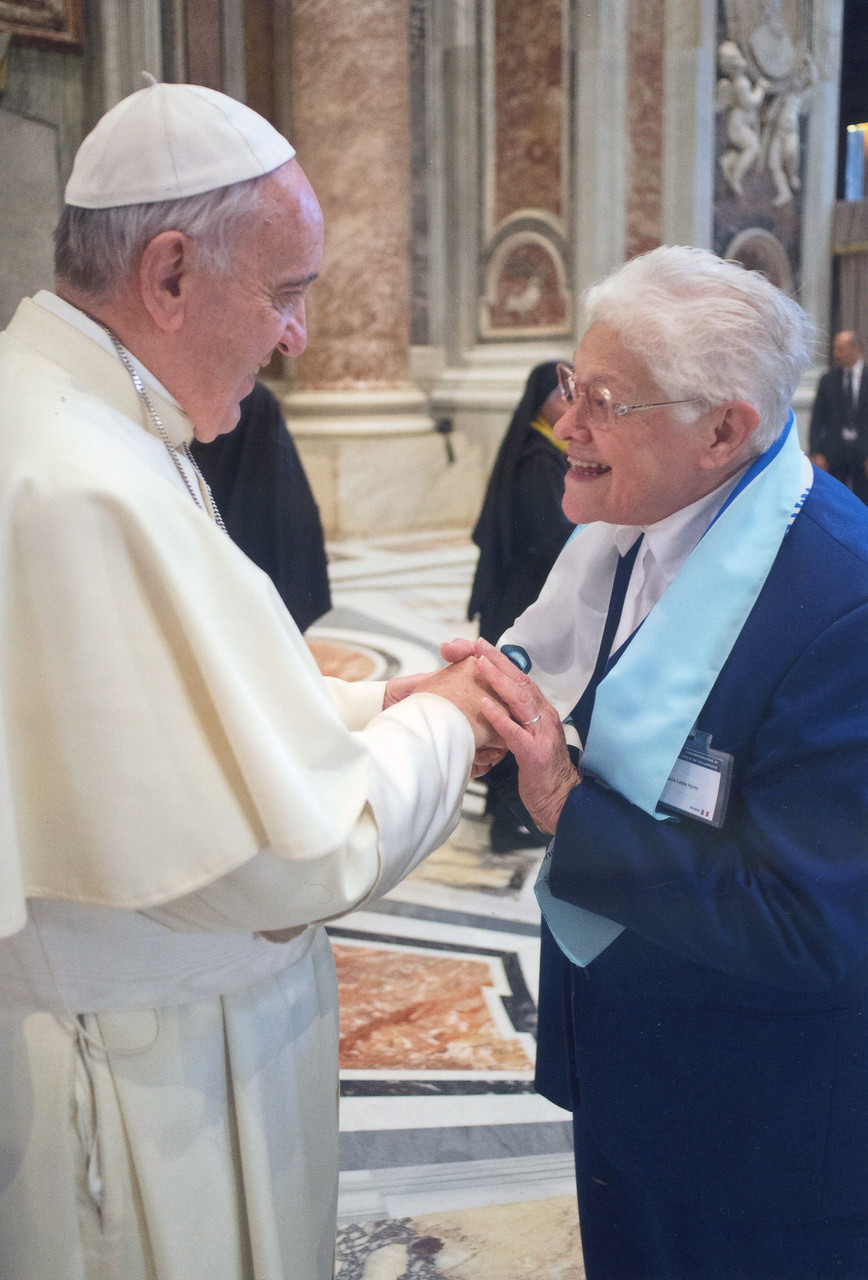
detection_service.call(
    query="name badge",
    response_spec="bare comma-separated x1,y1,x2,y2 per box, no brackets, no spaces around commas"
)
658,729,733,828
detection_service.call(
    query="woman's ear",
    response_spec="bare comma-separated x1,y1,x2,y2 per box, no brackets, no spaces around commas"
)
138,231,191,332
700,401,761,471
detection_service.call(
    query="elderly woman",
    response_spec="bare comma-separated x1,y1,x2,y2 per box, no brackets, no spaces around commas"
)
449,247,868,1278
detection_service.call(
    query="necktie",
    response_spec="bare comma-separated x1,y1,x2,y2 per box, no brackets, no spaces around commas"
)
570,535,642,745
844,371,854,424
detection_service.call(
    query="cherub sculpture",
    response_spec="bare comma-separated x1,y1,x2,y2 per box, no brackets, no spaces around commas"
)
762,52,817,206
716,41,769,198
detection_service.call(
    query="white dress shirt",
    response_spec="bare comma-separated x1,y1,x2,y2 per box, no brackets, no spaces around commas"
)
849,358,863,405
610,467,747,655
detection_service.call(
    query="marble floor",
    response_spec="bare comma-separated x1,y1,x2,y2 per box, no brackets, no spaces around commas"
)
306,531,584,1280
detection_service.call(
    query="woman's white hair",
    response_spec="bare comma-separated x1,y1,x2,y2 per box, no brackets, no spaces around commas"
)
582,245,816,451
53,173,270,299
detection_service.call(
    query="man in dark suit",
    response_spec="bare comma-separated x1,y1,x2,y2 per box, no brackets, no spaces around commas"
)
449,248,868,1278
809,329,868,503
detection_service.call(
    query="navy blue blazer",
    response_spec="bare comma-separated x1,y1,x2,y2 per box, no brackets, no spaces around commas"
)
535,468,868,1225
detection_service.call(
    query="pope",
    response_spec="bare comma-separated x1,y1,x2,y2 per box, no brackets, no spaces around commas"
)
0,81,504,1280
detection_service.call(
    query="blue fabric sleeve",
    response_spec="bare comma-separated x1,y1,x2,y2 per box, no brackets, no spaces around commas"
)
550,601,868,991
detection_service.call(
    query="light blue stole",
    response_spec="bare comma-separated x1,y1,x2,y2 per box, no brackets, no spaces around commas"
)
503,414,812,967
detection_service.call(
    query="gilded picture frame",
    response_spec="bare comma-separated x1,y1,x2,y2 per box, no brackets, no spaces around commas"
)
0,0,84,50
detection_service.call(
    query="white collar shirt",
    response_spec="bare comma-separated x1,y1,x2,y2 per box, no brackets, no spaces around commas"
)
36,291,183,409
610,466,747,655
35,290,209,498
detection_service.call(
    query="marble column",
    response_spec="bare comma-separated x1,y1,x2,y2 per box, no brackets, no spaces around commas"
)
626,0,665,258
662,0,716,248
280,0,484,537
288,0,411,389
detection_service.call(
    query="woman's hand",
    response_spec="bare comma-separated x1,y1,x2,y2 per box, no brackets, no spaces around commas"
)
473,638,581,834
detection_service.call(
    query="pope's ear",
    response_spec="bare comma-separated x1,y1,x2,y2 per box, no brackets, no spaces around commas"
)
701,401,760,470
138,231,192,332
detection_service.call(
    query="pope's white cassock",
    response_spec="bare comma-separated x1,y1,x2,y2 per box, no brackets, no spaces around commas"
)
0,293,476,1280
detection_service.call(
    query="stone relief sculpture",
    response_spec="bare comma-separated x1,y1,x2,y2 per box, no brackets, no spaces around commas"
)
724,226,795,295
762,52,816,206
748,0,798,79
482,229,570,338
714,0,816,296
503,272,543,317
716,41,769,197
716,0,816,208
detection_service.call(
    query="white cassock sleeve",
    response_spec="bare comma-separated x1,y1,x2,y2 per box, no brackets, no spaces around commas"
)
142,689,473,933
322,676,388,729
0,468,474,934
0,298,476,954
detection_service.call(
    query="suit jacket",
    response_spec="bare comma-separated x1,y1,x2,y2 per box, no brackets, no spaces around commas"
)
808,364,868,467
535,469,868,1225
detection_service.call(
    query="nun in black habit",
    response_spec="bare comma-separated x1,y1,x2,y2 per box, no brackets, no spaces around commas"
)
468,361,574,850
468,361,573,644
191,381,331,634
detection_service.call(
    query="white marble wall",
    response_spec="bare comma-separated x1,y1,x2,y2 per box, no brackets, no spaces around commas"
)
282,388,485,538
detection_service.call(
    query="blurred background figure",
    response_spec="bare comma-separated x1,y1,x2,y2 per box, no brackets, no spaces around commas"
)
468,361,573,644
192,380,331,632
467,361,574,851
808,330,868,505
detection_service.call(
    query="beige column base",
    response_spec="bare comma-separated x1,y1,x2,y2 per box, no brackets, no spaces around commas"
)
275,386,485,540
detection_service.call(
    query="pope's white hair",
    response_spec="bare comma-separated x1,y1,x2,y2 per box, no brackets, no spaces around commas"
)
54,174,270,298
582,245,816,452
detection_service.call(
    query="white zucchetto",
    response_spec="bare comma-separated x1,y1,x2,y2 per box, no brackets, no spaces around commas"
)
65,81,296,209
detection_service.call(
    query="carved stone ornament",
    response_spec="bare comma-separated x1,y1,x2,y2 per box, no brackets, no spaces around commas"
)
721,0,811,92
717,0,815,207
724,226,795,295
481,230,571,339
716,41,770,199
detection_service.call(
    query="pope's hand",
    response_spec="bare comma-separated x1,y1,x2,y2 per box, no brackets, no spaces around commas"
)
384,656,507,755
382,640,485,707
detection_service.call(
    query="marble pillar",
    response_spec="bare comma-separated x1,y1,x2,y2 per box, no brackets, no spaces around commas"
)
428,0,577,481
479,0,571,340
280,0,484,536
626,0,665,258
569,0,629,296
0,107,59,327
288,0,411,389
661,0,716,248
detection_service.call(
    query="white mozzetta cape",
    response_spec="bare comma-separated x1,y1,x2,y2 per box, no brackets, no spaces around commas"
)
0,297,474,941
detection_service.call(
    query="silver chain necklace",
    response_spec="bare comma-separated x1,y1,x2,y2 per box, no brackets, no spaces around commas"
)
90,317,227,532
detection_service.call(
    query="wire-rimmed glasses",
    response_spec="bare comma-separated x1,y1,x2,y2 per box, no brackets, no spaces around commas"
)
556,363,703,430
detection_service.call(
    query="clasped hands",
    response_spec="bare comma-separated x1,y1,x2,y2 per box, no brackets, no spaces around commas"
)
383,637,580,834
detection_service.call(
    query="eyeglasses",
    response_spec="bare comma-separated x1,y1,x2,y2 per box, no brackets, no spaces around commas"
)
556,363,703,430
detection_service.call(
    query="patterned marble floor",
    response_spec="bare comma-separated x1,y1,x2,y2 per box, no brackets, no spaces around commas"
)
307,531,584,1280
